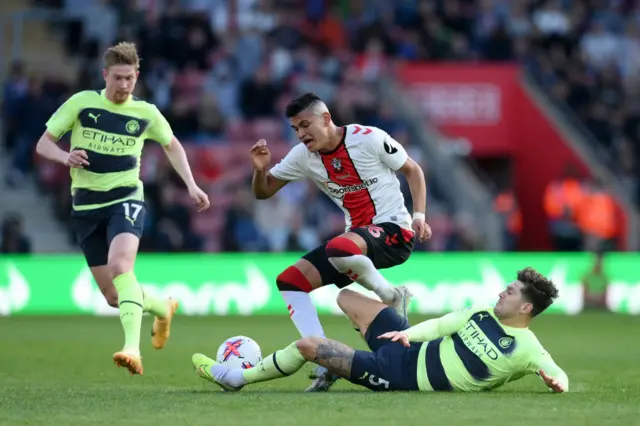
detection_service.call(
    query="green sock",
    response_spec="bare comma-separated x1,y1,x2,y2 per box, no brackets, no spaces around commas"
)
113,272,143,354
243,342,307,384
142,291,168,318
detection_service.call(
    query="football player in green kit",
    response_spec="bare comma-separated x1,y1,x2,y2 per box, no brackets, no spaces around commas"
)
193,267,568,393
36,42,210,376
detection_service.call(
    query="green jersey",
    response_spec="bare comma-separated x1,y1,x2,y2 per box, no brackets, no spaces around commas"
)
405,307,568,392
45,89,173,211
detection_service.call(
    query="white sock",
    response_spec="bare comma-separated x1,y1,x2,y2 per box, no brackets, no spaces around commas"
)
328,254,396,304
280,291,326,338
211,364,247,387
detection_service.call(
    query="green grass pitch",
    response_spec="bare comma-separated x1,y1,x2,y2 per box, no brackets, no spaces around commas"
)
1,313,639,426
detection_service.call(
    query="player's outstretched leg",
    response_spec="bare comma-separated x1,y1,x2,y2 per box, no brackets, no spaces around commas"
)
192,337,355,391
109,233,144,376
326,234,412,318
192,341,306,392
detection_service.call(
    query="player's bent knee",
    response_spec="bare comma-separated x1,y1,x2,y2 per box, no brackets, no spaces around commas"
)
276,265,313,293
336,289,358,312
296,337,321,361
326,236,363,259
108,257,133,277
107,233,139,277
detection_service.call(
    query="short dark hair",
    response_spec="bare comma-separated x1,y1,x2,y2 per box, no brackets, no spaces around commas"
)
517,267,559,317
285,92,323,118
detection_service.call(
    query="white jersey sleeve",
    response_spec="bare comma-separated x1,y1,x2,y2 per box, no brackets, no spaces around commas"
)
269,144,308,181
374,131,409,171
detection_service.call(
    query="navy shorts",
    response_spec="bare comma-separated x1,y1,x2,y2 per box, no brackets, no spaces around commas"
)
349,307,421,392
302,222,415,288
70,200,146,267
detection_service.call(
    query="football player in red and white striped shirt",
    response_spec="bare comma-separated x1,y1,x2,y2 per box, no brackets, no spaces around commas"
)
250,93,431,392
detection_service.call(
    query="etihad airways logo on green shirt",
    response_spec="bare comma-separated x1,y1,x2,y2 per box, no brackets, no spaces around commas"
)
77,108,148,152
82,129,137,146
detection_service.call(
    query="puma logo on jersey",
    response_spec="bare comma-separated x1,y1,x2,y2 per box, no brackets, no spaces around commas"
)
88,112,101,123
384,141,398,154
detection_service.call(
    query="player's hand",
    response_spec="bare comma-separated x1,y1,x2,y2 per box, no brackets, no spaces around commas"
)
65,150,89,169
539,370,566,393
250,139,271,172
188,185,210,212
377,331,411,348
412,218,432,242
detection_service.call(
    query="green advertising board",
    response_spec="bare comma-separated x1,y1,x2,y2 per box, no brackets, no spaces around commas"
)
0,253,636,316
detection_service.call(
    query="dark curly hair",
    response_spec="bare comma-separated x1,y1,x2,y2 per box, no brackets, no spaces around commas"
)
517,267,559,317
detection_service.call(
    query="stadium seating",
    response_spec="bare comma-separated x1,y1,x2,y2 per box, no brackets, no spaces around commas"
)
4,0,634,253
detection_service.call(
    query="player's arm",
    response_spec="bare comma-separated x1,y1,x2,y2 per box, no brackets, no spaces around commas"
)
378,309,474,345
36,93,88,168
162,136,210,211
162,136,197,188
376,132,429,241
149,106,198,188
376,132,426,215
36,131,73,165
397,157,426,221
149,107,210,211
530,350,569,393
251,140,304,200
252,170,289,200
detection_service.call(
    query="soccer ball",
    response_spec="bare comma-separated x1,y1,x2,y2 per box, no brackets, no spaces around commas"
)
216,336,262,370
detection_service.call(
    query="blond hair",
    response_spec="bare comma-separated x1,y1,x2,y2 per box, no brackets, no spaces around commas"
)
103,42,140,70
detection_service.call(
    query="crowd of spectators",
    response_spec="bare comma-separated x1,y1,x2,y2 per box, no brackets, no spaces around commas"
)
2,0,636,253
523,0,640,207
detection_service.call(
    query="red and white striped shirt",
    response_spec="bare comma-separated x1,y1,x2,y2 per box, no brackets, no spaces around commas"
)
270,124,412,232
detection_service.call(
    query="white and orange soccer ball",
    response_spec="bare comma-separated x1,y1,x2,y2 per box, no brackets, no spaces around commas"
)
216,336,262,370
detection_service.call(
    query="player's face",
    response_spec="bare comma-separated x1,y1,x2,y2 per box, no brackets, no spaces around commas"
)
289,111,330,152
103,65,138,103
494,281,532,318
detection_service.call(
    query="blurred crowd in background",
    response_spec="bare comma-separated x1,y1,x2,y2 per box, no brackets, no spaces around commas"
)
1,0,636,257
